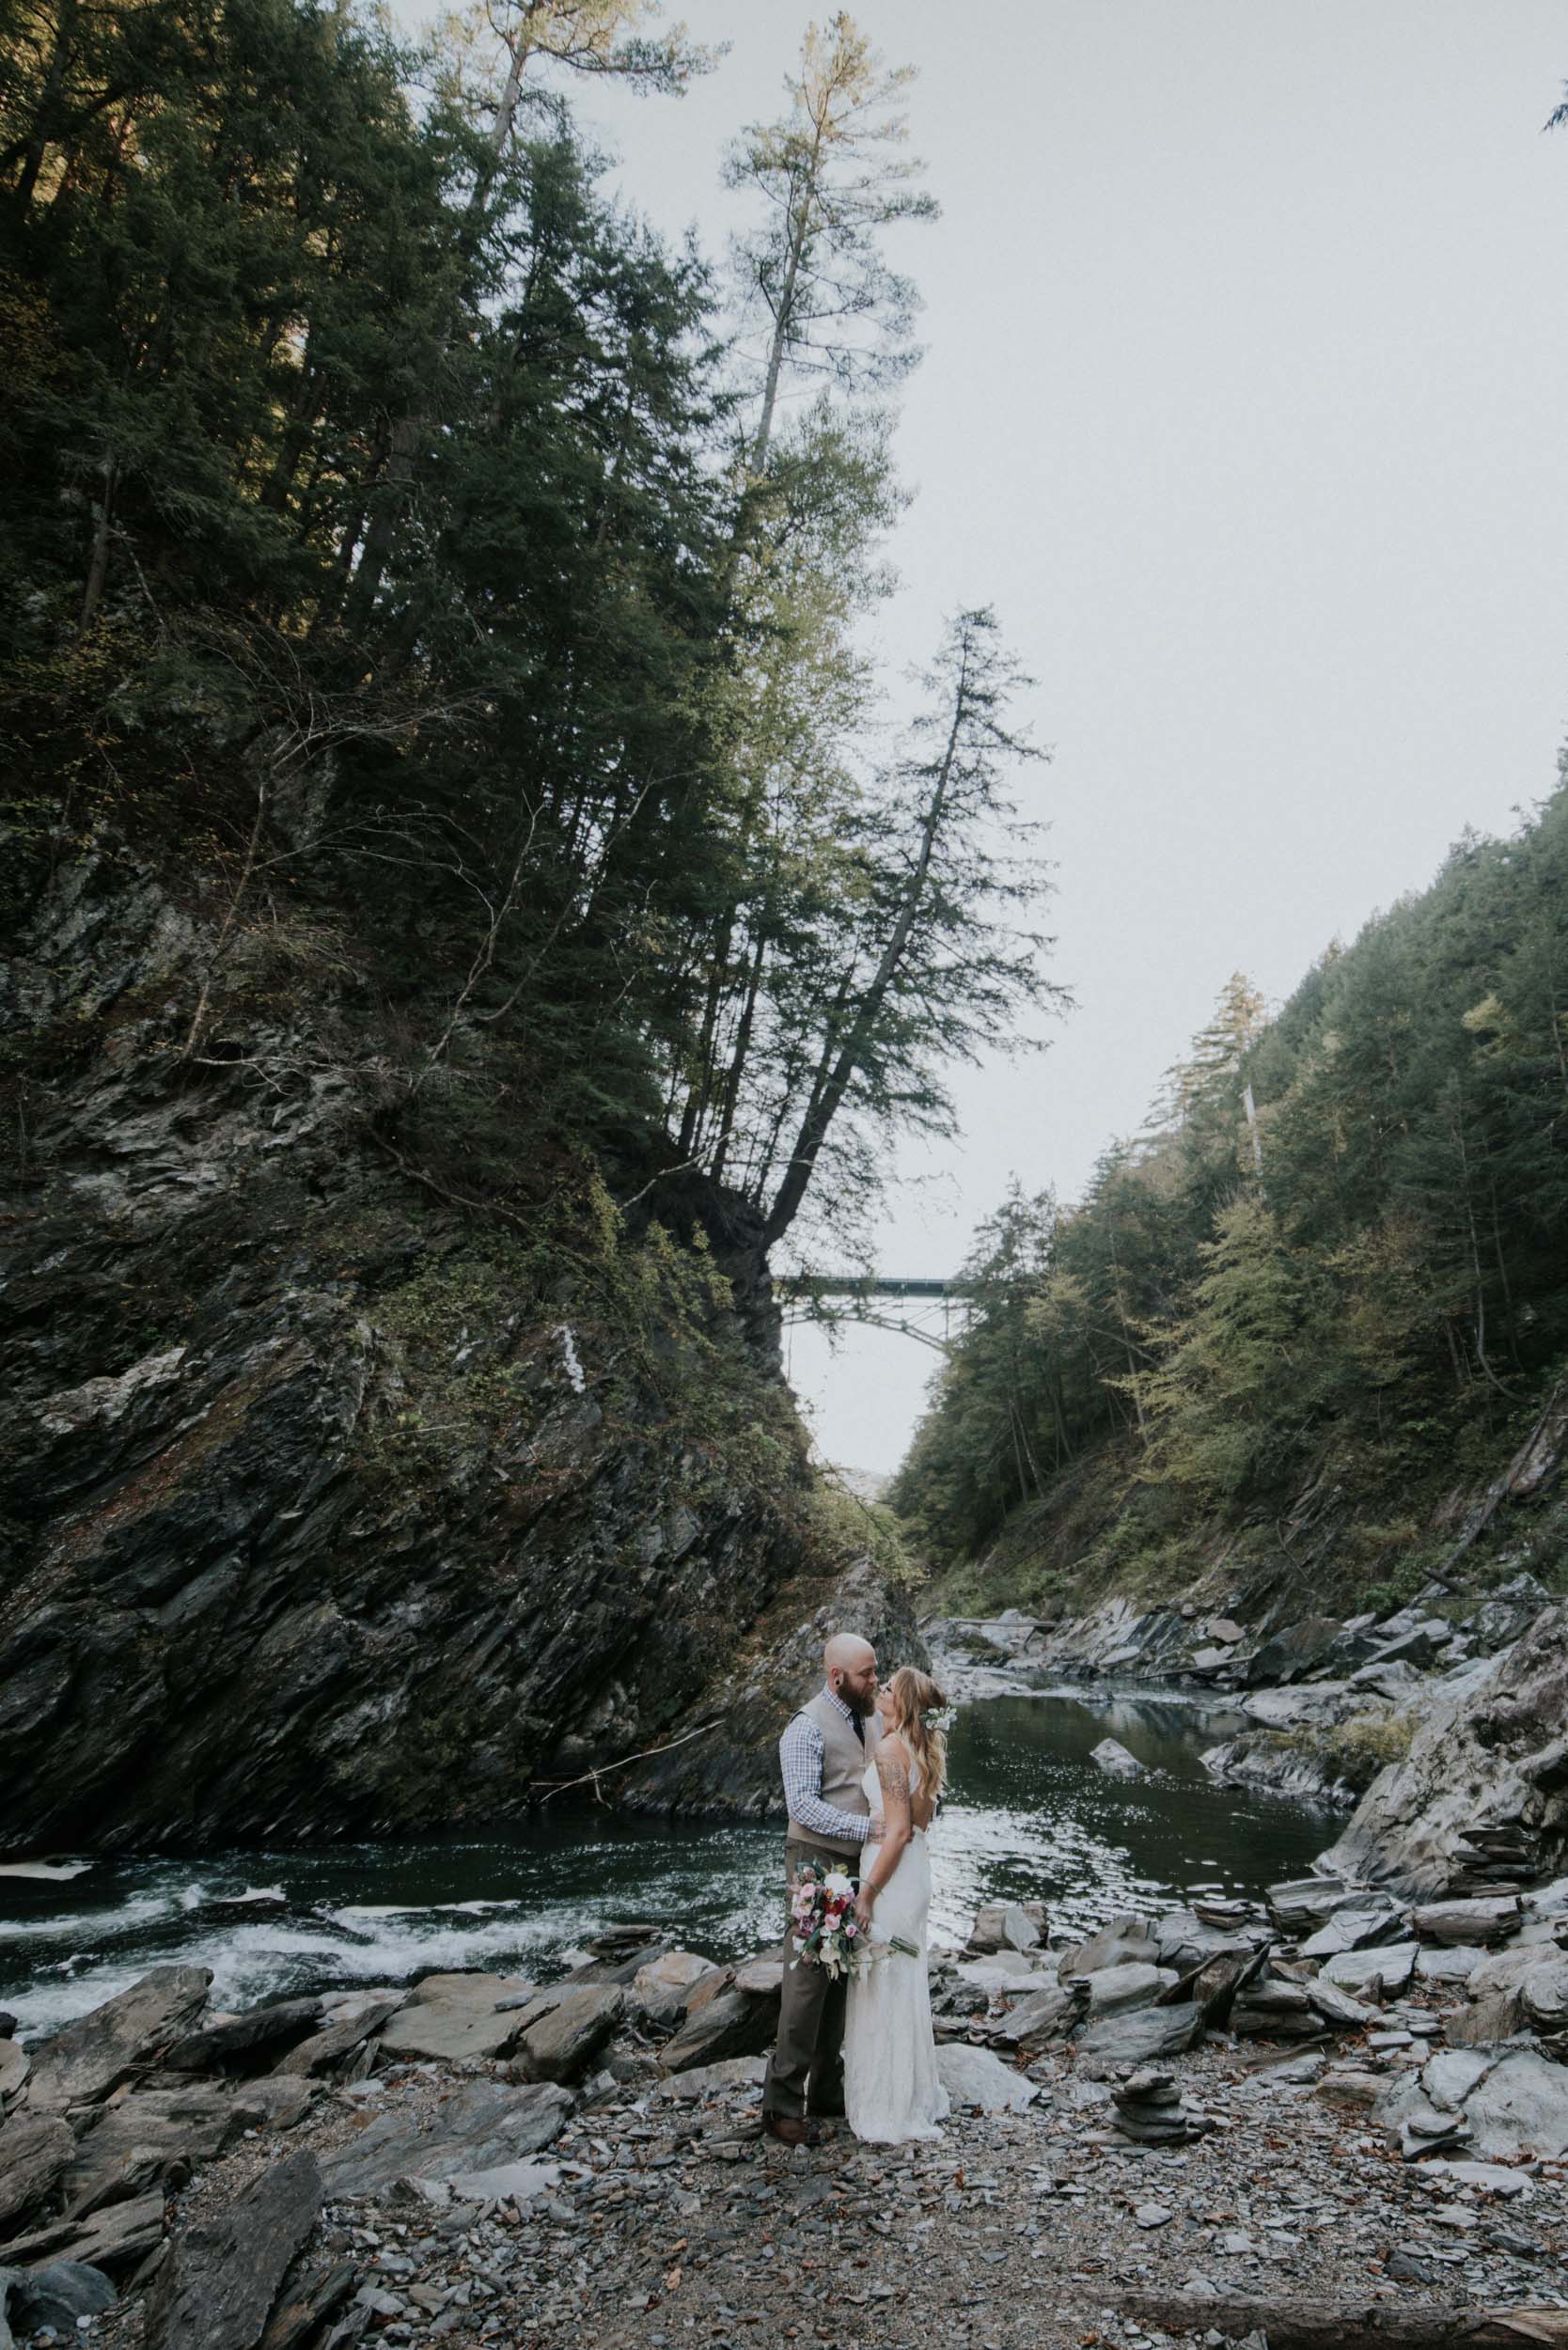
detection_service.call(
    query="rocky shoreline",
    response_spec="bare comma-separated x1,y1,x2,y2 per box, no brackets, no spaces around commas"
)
4,1598,1567,2349
3,1849,1567,2350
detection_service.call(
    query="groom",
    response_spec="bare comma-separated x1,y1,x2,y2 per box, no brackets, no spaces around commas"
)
761,1632,882,2148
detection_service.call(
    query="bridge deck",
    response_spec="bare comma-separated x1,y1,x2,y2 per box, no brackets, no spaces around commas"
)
774,1275,969,1300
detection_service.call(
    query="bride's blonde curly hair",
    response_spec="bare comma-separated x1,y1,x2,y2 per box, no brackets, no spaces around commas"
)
886,1666,949,1802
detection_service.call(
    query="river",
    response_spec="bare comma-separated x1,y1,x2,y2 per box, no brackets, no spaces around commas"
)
0,1684,1334,2040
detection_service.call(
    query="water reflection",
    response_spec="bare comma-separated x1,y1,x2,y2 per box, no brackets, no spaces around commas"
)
0,1687,1334,2038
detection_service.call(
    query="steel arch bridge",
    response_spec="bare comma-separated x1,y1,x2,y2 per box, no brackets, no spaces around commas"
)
773,1273,974,1355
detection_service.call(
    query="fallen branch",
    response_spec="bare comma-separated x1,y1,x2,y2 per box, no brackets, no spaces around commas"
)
532,1714,726,1808
1121,2293,1568,2347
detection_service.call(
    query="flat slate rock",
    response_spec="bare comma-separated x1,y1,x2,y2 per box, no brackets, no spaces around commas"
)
730,1958,785,1999
1058,1920,1160,1979
25,1967,213,2112
273,1998,403,2077
1300,1906,1406,1959
4,2188,166,2276
60,2078,312,2219
321,2080,572,2199
0,2044,28,2105
165,1998,322,2073
1322,1940,1419,1995
441,2158,561,2205
657,1987,777,2075
1076,2000,1206,2063
990,1984,1076,2047
144,2149,321,2350
935,2043,1037,2113
378,1974,533,2065
653,2056,766,2105
1462,2049,1568,2160
1304,1976,1378,2030
1412,1896,1522,1946
1082,1961,1176,2015
631,1952,722,2021
515,1985,624,2084
0,2113,75,2231
256,2259,354,2350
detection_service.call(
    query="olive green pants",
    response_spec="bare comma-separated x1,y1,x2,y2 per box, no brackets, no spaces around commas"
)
760,1838,859,2119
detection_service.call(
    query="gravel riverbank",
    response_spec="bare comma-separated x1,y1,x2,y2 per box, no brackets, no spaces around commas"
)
86,2029,1568,2350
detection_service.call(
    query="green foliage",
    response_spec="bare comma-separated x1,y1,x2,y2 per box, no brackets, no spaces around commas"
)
1283,1710,1416,1793
895,782,1568,1604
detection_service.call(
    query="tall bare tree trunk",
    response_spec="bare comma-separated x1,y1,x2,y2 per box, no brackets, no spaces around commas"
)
762,642,970,1246
79,449,117,627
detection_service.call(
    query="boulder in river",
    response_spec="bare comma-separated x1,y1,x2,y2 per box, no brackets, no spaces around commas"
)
1090,1737,1143,1780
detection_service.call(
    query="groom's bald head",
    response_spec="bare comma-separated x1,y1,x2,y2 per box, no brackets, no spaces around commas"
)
823,1633,878,1714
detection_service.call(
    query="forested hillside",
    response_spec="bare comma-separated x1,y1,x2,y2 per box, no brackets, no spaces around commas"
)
892,786,1568,1615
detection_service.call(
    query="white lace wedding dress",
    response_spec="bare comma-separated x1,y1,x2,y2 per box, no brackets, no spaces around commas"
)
843,1751,949,2143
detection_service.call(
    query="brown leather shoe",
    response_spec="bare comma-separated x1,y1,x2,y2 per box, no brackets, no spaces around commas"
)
762,2112,809,2148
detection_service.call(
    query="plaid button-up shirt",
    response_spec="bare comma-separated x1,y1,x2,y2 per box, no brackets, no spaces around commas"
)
779,1686,871,1846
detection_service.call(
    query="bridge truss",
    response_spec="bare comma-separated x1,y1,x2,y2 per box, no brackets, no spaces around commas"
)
774,1274,974,1356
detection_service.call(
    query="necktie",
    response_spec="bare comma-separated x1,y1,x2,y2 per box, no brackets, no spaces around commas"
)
851,1711,864,1745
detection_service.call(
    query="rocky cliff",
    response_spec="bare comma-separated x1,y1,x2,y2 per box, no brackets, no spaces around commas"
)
0,848,905,1854
1320,1600,1568,1897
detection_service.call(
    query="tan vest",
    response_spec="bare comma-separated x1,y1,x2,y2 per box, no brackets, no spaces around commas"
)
785,1689,883,1859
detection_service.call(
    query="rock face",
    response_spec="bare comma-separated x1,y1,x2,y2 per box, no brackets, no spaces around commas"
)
0,855,895,1854
1320,1602,1568,1896
618,1555,931,1822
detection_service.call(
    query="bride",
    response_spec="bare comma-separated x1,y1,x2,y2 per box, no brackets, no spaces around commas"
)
843,1665,951,2143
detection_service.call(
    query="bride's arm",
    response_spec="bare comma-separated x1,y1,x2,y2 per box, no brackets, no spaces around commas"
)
855,1743,913,1928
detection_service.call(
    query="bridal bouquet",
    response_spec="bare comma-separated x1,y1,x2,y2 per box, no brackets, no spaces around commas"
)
789,1861,917,1980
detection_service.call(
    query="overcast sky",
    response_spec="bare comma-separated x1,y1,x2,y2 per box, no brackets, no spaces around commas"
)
557,3,1568,1477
